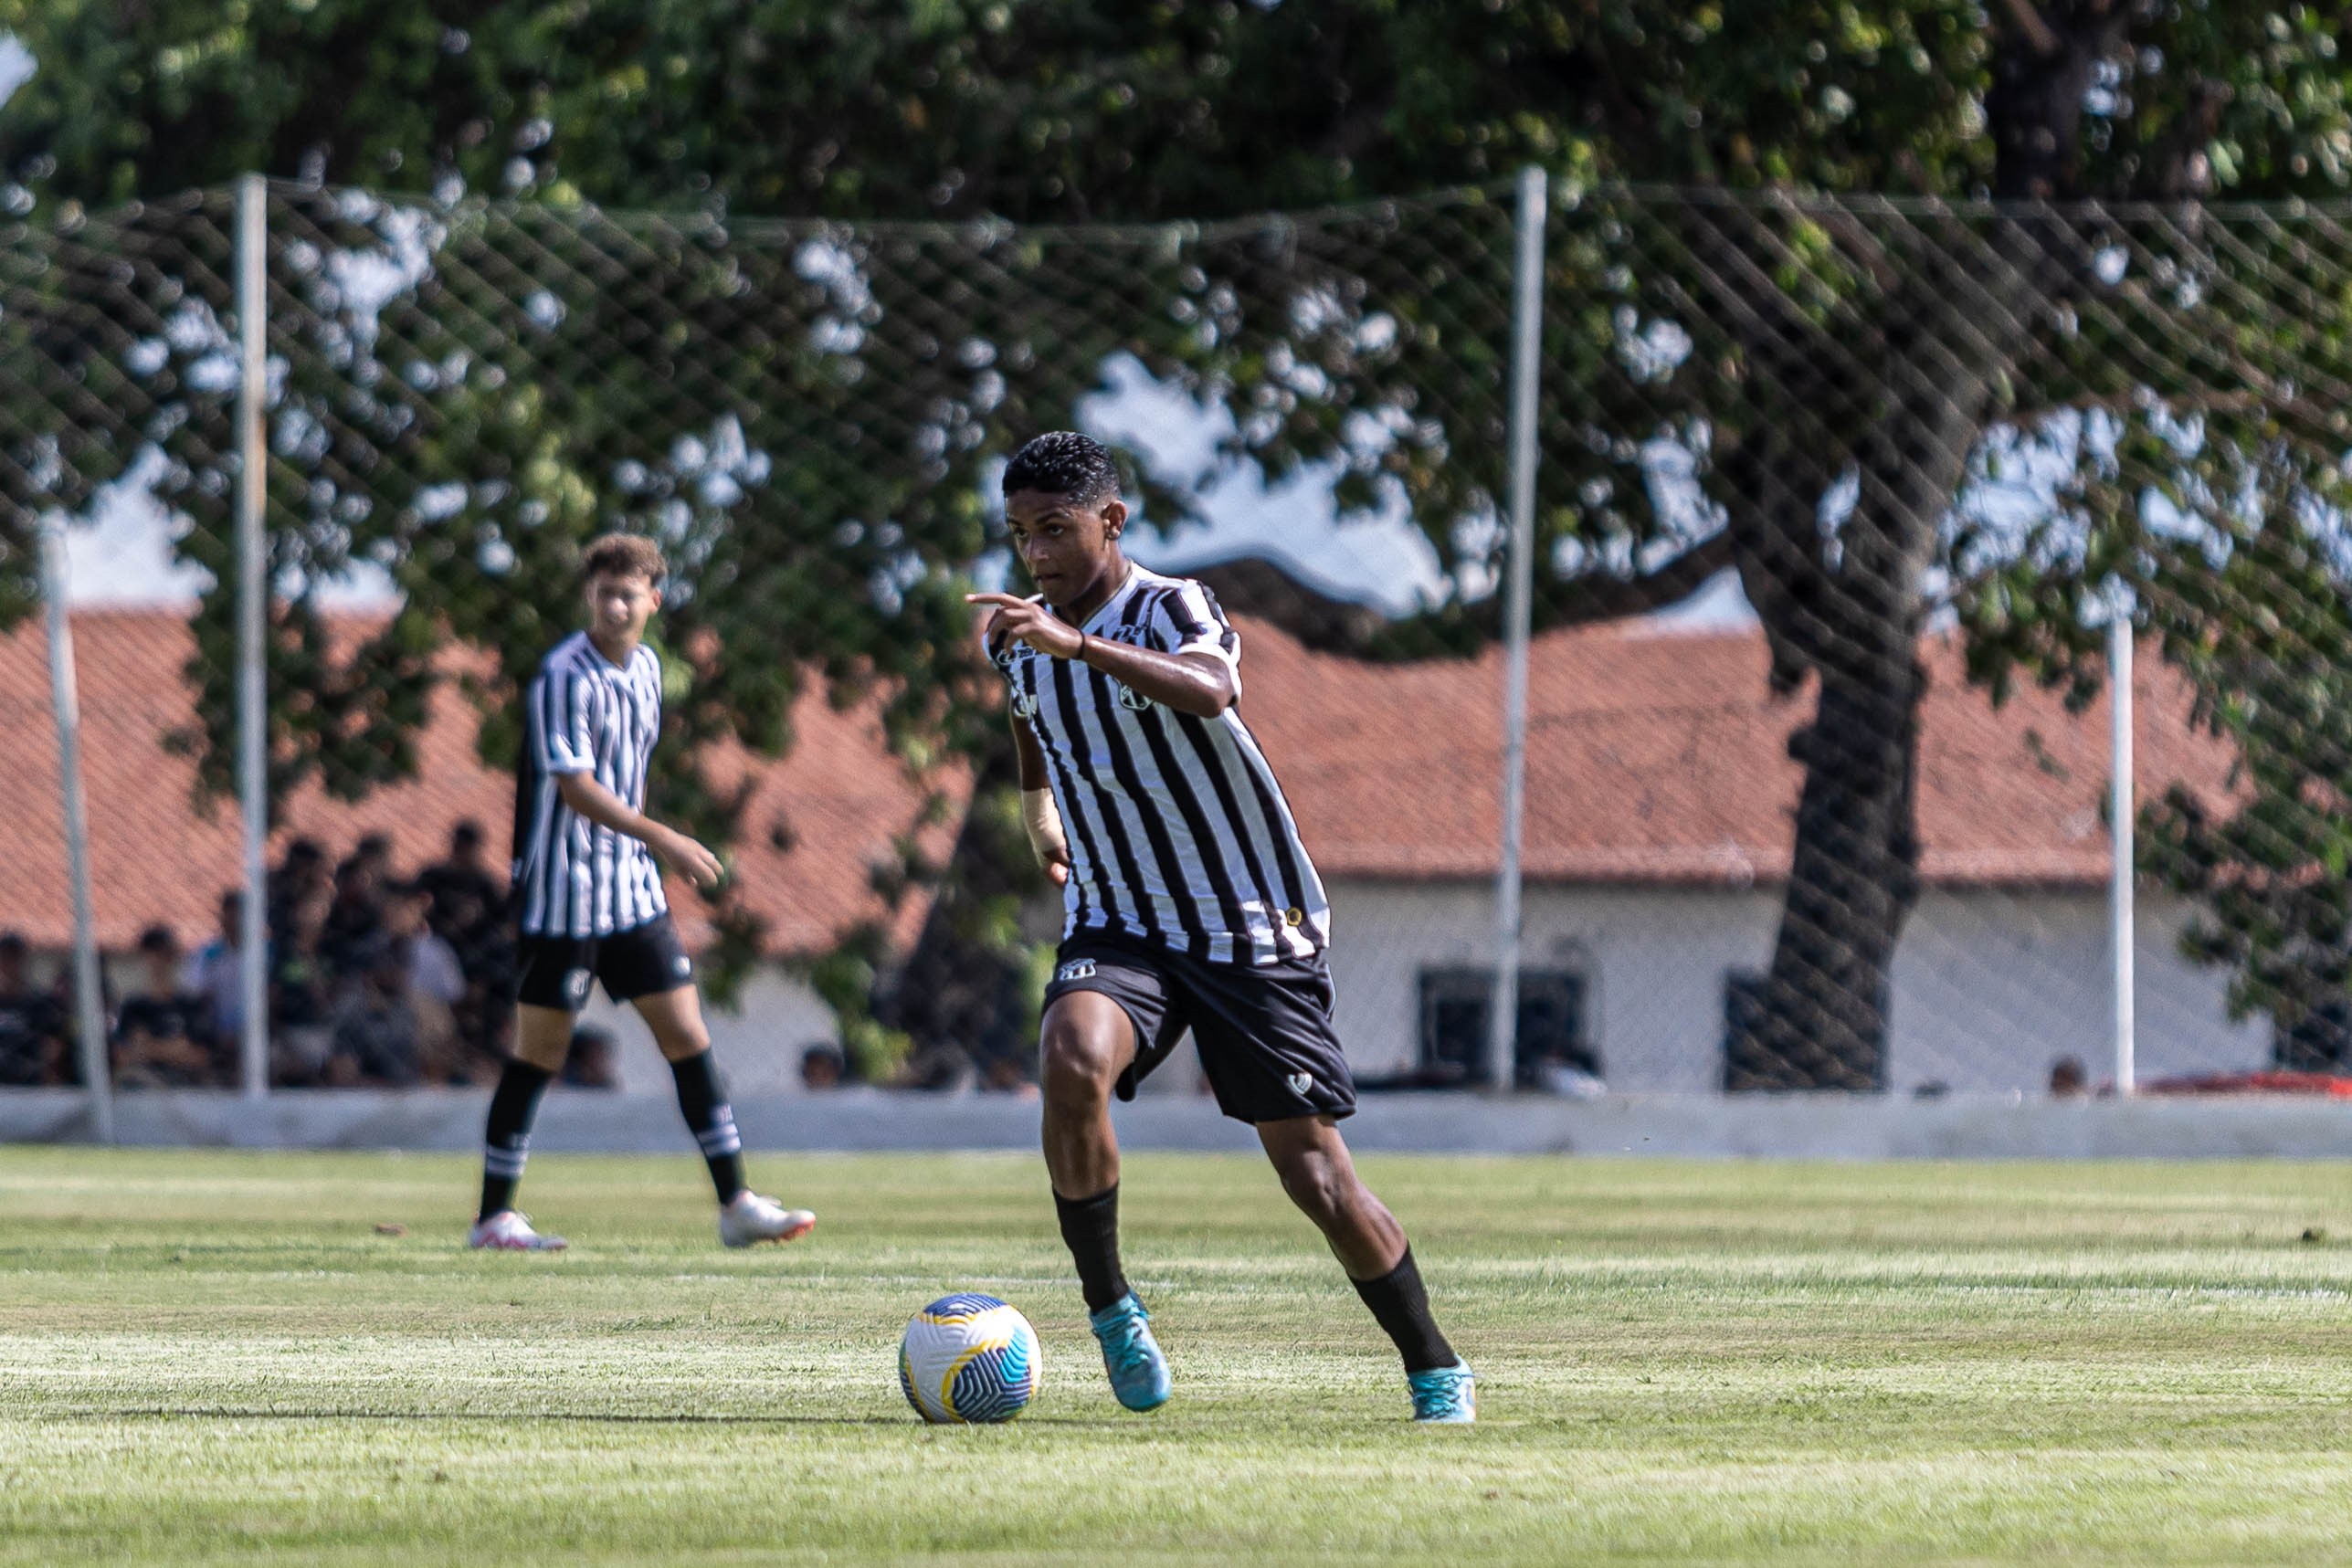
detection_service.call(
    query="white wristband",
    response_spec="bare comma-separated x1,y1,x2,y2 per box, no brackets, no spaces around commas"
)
1021,787,1068,870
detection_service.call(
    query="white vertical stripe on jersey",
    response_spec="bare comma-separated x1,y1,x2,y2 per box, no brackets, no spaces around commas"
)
1000,565,1330,966
516,633,670,938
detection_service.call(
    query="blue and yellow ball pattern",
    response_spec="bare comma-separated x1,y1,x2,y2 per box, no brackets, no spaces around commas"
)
899,1293,1043,1424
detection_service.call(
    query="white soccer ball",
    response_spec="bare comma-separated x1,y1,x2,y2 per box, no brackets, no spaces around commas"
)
899,1293,1042,1425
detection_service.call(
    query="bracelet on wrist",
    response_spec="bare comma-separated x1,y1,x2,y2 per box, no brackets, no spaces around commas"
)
1073,630,1090,662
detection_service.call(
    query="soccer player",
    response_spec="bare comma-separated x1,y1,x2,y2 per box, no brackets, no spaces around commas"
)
968,432,1474,1423
470,533,815,1253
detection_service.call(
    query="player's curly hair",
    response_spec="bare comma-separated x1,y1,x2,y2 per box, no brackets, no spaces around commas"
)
581,532,666,584
1002,431,1121,507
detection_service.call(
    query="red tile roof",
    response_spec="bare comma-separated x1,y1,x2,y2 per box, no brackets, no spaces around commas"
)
2,609,955,952
1239,618,2237,889
2,607,2239,952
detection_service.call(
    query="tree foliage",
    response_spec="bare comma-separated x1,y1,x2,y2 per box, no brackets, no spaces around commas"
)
6,1,2352,1072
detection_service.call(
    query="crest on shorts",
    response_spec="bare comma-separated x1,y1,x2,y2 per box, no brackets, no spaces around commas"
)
672,953,693,978
564,968,593,1005
1287,1071,1313,1096
1057,960,1097,984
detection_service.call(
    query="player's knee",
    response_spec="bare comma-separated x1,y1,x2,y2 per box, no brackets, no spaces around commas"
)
656,1021,712,1061
1039,1019,1120,1105
1273,1153,1351,1228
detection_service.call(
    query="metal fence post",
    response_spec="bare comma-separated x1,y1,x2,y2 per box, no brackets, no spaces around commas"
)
37,516,112,1142
1488,164,1547,1094
2110,609,2136,1096
236,174,270,1100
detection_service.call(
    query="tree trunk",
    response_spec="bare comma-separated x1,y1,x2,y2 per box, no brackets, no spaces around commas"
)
1725,655,1924,1089
1721,9,2117,1089
1722,222,2043,1089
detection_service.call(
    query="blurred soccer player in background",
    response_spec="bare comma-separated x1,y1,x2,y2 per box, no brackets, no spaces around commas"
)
470,534,815,1253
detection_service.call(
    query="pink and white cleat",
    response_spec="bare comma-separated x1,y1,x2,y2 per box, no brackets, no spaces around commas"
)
469,1211,568,1251
719,1191,816,1247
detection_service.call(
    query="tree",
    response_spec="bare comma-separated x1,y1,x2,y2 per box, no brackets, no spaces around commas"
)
4,1,2349,1079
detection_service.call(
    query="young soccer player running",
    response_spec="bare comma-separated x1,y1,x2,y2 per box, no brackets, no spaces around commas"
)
470,533,816,1253
969,433,1474,1423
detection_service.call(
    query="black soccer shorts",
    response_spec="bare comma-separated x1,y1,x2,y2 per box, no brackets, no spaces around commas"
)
1041,931,1356,1125
513,913,695,1012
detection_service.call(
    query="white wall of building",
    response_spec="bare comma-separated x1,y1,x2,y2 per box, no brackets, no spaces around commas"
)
580,969,840,1097
1320,879,2271,1095
47,878,2281,1100
597,881,2272,1100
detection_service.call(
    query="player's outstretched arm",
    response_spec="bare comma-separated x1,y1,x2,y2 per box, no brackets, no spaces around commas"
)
552,772,725,889
968,593,1237,717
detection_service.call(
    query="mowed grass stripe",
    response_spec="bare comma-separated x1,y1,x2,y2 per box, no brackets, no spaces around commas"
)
5,1149,2352,1564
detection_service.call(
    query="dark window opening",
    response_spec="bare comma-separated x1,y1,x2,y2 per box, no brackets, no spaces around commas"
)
1410,967,1593,1089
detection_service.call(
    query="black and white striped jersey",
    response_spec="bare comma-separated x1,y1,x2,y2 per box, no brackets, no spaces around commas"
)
994,565,1332,966
512,632,670,938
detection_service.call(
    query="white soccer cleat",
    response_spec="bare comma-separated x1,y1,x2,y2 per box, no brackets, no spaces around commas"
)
719,1191,817,1248
469,1211,568,1251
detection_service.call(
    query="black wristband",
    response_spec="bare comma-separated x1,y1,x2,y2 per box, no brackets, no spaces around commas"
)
1074,630,1090,662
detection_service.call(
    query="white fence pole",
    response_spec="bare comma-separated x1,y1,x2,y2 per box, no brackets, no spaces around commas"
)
1488,164,1547,1094
37,517,112,1142
236,173,270,1100
2110,611,2136,1097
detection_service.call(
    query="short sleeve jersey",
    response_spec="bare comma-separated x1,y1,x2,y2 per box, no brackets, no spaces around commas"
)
993,565,1331,966
512,632,670,937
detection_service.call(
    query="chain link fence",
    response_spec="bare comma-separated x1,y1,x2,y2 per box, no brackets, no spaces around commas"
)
5,176,2351,1110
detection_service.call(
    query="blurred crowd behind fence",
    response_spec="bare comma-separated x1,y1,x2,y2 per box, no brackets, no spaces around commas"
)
11,171,2352,1124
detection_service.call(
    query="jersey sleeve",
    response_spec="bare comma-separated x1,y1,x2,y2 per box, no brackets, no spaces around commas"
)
533,660,601,775
1150,581,1243,697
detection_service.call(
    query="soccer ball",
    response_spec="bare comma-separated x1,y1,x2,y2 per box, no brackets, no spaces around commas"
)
899,1293,1042,1424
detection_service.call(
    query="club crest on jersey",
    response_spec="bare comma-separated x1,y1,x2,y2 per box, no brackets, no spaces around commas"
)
1056,960,1097,984
1114,681,1155,712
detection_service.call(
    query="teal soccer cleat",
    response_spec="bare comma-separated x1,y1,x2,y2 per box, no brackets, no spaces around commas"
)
1408,1363,1476,1424
1088,1293,1172,1412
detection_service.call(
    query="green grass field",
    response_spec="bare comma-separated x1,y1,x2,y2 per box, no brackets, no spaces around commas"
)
5,1149,2352,1564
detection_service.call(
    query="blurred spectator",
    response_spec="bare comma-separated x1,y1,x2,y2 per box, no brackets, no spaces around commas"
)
323,939,424,1087
561,1023,622,1089
380,881,465,1081
269,837,330,940
321,853,388,975
2050,1056,2089,1098
980,1054,1039,1100
270,889,338,1085
418,820,504,931
114,925,220,1089
801,1040,845,1091
386,881,465,1011
445,883,515,1059
0,932,66,1087
183,890,249,1049
895,1040,976,1092
354,831,394,871
419,823,513,1065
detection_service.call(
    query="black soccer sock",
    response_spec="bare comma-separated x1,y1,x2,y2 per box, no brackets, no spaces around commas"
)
1351,1246,1457,1373
670,1049,746,1205
479,1058,554,1220
1054,1184,1130,1314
